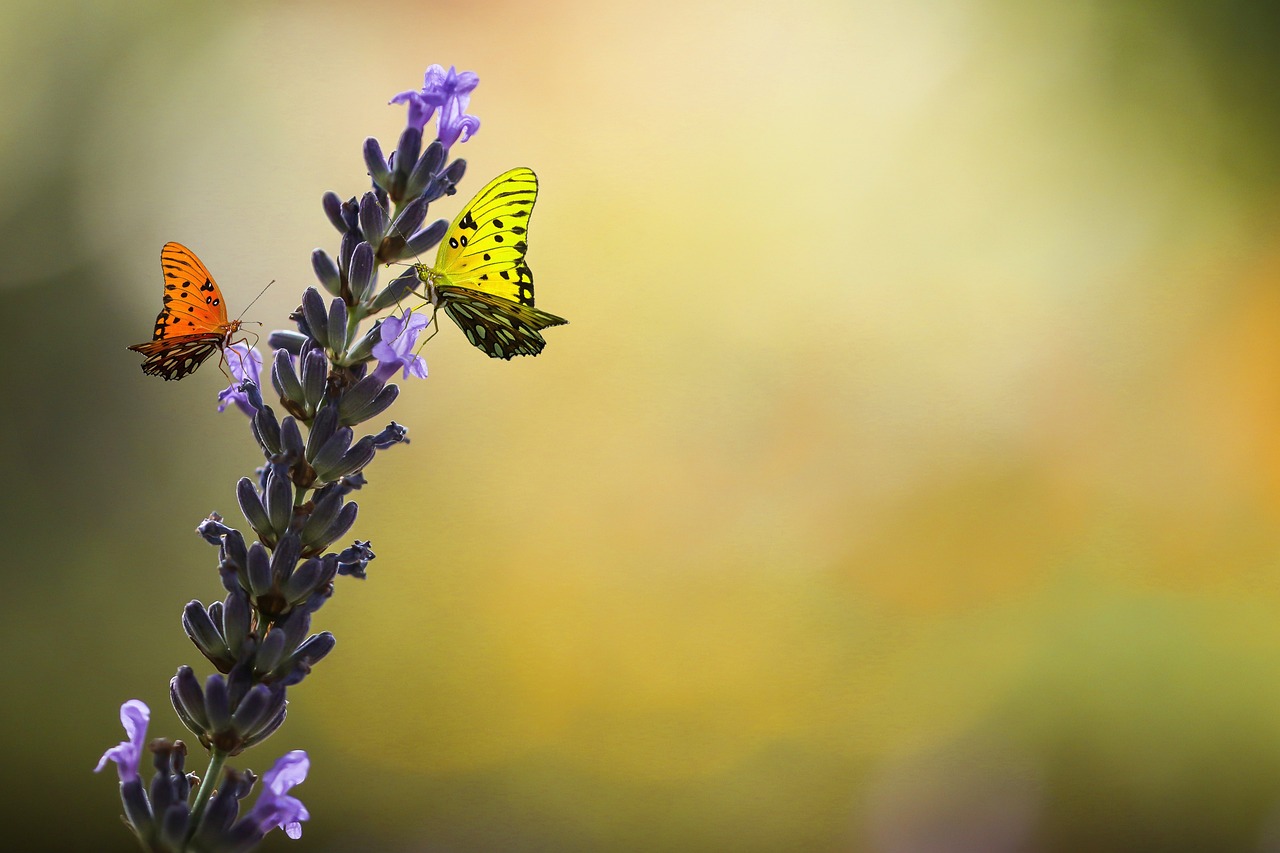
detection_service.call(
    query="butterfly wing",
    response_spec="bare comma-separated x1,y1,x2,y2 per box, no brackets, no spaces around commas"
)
424,167,568,358
153,242,232,335
128,243,235,380
438,286,568,360
128,334,225,380
433,167,540,306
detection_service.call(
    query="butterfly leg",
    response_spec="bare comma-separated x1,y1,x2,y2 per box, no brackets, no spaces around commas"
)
413,302,442,356
217,330,260,383
214,346,234,382
239,327,262,355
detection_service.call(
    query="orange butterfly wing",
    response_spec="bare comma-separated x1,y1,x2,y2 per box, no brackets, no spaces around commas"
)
128,243,240,381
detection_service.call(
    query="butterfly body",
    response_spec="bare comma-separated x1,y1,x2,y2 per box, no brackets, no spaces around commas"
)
129,242,241,380
414,167,567,359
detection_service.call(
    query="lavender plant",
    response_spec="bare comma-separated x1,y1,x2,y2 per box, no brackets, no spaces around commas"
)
97,65,489,851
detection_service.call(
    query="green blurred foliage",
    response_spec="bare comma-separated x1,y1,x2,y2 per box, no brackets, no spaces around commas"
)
6,0,1280,850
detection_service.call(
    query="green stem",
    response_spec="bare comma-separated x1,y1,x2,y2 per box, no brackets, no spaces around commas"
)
187,748,229,838
346,307,361,352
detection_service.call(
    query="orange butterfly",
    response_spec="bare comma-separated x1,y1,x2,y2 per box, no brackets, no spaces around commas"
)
129,242,243,380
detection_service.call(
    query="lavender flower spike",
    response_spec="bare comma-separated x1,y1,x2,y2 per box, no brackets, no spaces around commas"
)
390,64,480,150
217,342,265,416
101,66,557,849
94,699,149,783
248,750,311,840
371,310,429,382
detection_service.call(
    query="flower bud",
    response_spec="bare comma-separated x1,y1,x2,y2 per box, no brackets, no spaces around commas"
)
341,384,399,427
405,139,445,199
268,330,310,356
363,137,391,190
300,287,330,348
204,674,232,735
264,466,293,538
328,297,350,353
358,192,388,248
303,250,340,306
405,219,449,258
349,241,377,305
308,501,358,554
394,126,422,186
272,349,304,408
309,426,353,478
252,404,282,456
235,479,271,544
301,349,329,413
183,601,233,671
321,191,346,234
171,665,210,735
246,542,273,599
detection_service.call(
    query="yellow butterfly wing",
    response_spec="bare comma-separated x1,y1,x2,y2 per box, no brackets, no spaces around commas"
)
432,167,538,305
415,167,568,358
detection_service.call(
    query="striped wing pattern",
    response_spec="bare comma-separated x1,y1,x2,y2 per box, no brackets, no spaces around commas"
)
419,168,568,358
128,242,238,380
129,333,225,380
439,286,568,360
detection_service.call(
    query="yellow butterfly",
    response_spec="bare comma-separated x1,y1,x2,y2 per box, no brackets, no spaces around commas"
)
414,167,567,358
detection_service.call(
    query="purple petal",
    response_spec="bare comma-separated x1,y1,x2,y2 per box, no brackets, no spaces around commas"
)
454,114,480,145
217,344,264,417
94,699,150,783
390,90,436,131
405,356,428,380
450,68,480,94
371,309,430,382
227,343,264,385
263,749,309,793
380,313,406,341
216,385,253,416
404,313,429,335
370,340,398,364
250,750,311,838
395,65,481,147
437,94,480,149
421,65,448,103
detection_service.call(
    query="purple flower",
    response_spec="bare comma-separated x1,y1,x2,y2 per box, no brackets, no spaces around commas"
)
94,699,149,783
249,750,311,840
217,342,265,416
390,64,480,149
371,310,429,382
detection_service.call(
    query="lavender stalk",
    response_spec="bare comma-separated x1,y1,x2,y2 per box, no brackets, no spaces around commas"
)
98,64,488,851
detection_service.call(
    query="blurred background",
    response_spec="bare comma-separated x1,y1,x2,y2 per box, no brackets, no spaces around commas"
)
4,0,1280,849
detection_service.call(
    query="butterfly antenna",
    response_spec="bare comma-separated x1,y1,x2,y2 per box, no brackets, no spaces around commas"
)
235,279,276,322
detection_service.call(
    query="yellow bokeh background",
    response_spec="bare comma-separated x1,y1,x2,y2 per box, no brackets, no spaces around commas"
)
5,0,1280,849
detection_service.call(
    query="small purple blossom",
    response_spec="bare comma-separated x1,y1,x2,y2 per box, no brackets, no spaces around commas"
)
217,342,265,416
371,311,429,382
94,699,150,783
390,64,481,149
248,750,311,840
